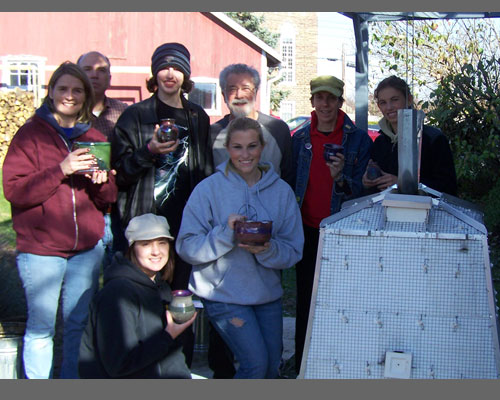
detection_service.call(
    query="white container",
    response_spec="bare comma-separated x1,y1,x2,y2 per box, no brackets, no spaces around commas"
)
0,322,25,379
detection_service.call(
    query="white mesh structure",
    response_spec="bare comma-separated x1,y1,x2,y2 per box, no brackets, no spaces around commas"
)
299,188,500,379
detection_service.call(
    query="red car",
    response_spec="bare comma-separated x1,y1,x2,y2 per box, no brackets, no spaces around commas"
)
366,124,380,141
287,116,380,141
286,116,310,135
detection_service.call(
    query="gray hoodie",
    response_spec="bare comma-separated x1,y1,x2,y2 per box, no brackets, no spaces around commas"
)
176,160,304,305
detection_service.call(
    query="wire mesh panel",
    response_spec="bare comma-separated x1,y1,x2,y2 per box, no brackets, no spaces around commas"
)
301,203,500,379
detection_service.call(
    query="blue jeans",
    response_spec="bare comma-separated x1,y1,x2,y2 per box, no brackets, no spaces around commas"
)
202,298,283,379
16,241,103,379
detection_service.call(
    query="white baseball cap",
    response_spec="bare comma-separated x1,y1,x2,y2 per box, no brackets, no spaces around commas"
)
125,213,174,246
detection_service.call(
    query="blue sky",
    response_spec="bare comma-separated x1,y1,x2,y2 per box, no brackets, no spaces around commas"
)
317,13,357,101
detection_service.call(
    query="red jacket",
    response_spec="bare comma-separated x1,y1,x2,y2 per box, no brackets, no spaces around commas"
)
2,113,118,257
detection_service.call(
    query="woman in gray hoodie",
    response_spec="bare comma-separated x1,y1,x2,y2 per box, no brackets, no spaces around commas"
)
176,117,304,379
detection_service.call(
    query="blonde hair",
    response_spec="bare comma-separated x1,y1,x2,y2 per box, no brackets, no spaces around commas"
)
224,117,265,147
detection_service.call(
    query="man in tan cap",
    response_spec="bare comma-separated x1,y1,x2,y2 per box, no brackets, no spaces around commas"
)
291,75,373,374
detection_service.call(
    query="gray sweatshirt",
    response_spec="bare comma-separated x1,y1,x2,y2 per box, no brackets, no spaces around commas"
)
176,160,304,305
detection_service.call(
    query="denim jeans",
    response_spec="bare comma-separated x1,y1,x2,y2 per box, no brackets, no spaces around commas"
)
16,241,104,379
202,298,283,379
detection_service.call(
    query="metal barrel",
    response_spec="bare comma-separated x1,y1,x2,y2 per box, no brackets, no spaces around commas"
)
0,321,25,379
193,306,209,352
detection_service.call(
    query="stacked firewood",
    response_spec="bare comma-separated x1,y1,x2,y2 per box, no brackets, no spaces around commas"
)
0,89,35,164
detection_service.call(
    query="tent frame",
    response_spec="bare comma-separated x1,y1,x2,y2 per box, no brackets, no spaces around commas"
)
339,12,500,132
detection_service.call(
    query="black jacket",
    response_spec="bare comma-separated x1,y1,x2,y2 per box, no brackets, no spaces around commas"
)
370,125,457,196
78,253,192,379
111,93,214,234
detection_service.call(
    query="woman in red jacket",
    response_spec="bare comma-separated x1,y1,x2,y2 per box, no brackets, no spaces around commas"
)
2,61,117,379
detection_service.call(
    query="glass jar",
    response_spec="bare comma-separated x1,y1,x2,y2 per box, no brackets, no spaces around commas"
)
72,141,111,174
159,118,179,143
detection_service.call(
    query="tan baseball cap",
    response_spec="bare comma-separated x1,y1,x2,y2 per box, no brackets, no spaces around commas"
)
125,213,174,246
310,75,344,97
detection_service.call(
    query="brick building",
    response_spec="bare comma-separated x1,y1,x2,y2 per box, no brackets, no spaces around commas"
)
256,12,318,122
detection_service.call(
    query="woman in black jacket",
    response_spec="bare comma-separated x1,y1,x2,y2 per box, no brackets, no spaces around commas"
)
78,213,196,379
362,75,457,196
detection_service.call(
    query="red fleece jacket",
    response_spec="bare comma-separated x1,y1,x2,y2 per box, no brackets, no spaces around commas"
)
2,115,118,257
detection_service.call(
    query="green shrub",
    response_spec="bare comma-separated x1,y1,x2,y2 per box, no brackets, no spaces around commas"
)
423,57,500,276
424,57,500,232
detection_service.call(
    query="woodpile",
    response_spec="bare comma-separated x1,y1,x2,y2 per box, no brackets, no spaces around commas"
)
0,89,35,164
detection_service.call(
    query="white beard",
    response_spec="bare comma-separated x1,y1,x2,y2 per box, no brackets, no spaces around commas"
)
228,99,255,118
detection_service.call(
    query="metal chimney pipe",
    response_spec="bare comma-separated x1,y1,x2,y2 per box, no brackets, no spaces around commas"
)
397,109,425,195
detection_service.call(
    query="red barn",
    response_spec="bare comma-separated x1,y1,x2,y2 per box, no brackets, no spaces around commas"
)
0,12,281,123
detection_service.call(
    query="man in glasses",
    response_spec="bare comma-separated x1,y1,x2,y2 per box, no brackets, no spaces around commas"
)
211,63,294,187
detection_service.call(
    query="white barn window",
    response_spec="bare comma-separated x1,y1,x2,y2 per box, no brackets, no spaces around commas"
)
1,55,46,106
188,77,221,116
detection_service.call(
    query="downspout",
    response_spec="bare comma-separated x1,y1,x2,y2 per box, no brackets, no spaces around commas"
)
352,13,369,133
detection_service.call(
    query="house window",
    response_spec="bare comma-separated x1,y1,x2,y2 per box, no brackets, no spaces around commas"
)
9,64,34,88
280,101,295,122
281,36,296,84
188,78,221,116
1,55,46,106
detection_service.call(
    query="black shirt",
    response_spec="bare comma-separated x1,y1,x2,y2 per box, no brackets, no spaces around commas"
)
154,98,192,235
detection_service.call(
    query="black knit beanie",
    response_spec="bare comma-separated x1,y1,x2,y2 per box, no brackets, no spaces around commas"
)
151,42,191,79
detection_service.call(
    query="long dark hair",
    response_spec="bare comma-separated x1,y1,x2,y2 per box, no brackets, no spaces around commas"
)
43,61,95,124
374,75,414,107
145,75,194,94
125,240,175,283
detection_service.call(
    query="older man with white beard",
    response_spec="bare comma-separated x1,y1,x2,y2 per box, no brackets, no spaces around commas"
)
210,63,294,187
208,63,294,379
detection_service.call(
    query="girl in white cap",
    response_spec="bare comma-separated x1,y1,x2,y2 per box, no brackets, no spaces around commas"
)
78,213,196,378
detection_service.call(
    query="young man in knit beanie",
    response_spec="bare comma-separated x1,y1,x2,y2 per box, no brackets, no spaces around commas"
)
111,43,214,367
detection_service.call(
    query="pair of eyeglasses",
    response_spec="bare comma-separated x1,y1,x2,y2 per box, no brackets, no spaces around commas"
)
227,86,255,95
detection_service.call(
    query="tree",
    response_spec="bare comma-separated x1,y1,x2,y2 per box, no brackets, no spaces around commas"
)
369,18,500,101
371,19,500,271
225,12,289,112
225,12,280,48
423,57,500,201
424,57,500,269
